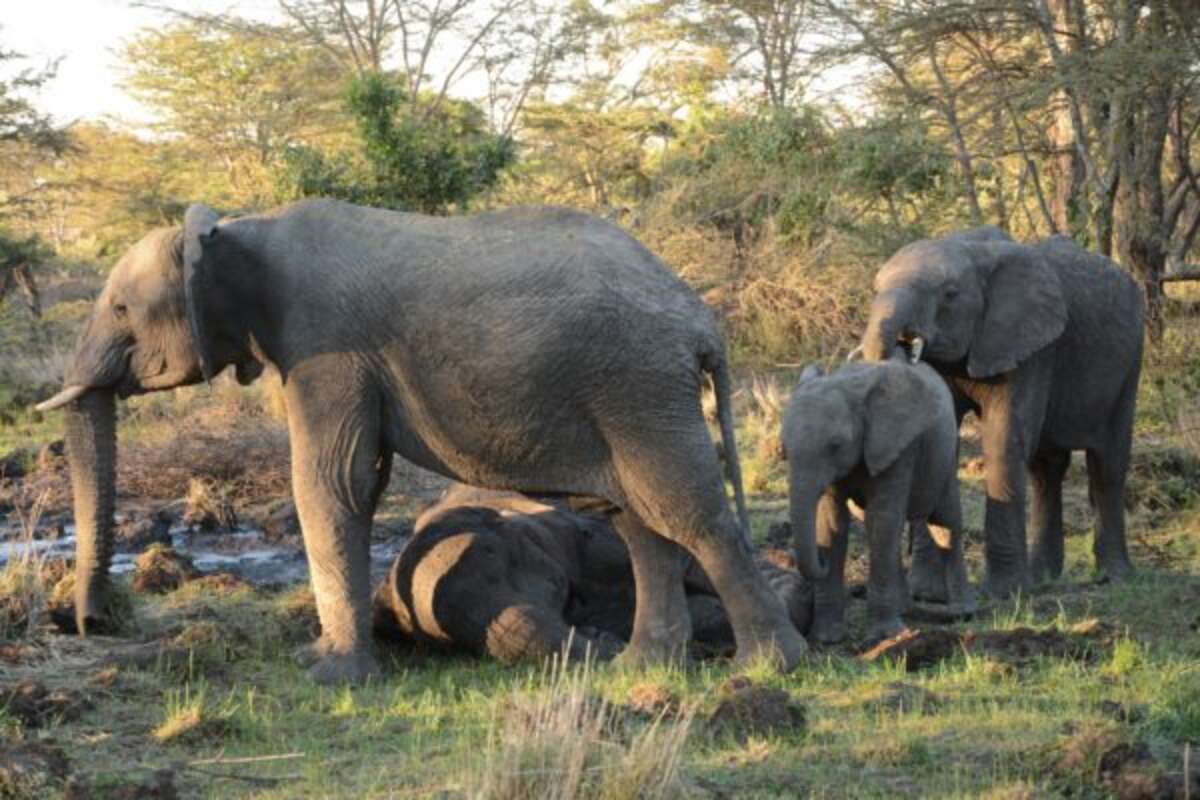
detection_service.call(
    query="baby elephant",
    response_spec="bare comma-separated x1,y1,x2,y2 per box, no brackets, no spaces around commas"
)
373,484,813,663
782,360,972,643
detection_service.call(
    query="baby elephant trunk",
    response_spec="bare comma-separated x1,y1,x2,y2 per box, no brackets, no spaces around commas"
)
789,476,829,581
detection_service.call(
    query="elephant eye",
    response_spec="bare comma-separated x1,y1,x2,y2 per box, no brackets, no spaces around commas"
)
113,303,128,318
943,285,960,300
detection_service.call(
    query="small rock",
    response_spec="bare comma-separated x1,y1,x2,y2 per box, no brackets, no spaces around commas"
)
707,679,806,740
131,544,199,594
115,510,174,554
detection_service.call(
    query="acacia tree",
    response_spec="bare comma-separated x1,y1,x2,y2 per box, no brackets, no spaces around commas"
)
0,30,70,315
122,21,347,208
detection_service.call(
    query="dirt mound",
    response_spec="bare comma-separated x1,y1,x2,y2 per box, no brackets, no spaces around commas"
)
1050,724,1194,800
132,544,200,594
707,677,806,740
860,628,962,670
0,741,70,798
861,620,1116,671
65,767,179,800
0,680,90,727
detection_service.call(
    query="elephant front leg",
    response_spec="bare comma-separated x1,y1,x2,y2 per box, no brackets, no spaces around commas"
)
610,511,692,667
864,506,910,643
811,491,849,644
979,406,1033,599
288,376,388,685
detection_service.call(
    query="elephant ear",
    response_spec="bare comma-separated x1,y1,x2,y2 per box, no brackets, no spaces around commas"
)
862,365,941,476
182,203,220,381
967,244,1067,378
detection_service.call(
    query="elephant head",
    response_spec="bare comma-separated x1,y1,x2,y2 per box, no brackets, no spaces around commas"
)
861,228,1067,378
781,362,941,581
34,204,260,634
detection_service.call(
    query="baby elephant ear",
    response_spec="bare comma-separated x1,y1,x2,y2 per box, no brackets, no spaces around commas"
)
182,204,220,381
968,243,1067,378
863,365,941,476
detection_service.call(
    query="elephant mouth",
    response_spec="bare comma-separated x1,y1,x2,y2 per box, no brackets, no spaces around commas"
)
896,333,926,365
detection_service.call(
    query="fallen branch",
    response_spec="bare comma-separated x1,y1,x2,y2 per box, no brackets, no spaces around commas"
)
189,752,304,767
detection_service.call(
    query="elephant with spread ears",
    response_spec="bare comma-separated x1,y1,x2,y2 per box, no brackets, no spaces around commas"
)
858,227,1143,597
36,199,807,684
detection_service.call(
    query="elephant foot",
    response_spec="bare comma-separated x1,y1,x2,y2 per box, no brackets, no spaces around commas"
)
308,649,382,686
1029,551,1064,585
1094,555,1135,584
810,617,846,646
981,570,1030,600
614,638,689,670
865,617,909,647
731,623,808,672
295,637,381,685
909,564,949,604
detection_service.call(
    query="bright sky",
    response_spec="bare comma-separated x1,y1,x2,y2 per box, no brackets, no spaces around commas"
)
3,1,278,125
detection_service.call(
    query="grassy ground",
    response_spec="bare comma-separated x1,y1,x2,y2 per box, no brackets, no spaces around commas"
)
2,295,1199,799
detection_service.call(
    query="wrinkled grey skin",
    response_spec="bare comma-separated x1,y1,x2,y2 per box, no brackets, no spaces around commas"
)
782,360,972,643
861,227,1143,597
373,484,814,662
39,199,805,684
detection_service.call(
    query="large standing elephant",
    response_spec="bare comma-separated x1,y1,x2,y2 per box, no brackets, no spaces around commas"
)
373,484,814,663
782,361,970,643
860,228,1143,597
36,199,806,683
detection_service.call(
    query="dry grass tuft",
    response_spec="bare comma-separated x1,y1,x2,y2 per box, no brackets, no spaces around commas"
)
0,494,51,640
470,658,695,800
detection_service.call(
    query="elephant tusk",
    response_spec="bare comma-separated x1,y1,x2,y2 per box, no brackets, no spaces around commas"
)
34,384,88,412
845,344,864,362
908,337,924,364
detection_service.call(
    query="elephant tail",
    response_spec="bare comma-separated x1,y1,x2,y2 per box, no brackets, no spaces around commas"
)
705,351,753,553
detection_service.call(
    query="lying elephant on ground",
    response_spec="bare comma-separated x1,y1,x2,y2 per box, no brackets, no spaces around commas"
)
373,485,813,662
860,227,1143,596
782,360,972,644
37,199,807,683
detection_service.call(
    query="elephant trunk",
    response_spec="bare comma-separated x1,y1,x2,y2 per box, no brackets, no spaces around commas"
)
863,289,917,363
789,476,829,581
63,389,118,635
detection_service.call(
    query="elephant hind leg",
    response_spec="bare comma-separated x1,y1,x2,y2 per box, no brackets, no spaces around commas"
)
1086,446,1134,582
609,510,691,667
609,428,807,671
1029,448,1070,583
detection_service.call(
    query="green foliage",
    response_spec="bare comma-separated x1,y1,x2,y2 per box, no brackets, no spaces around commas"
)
278,73,516,214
